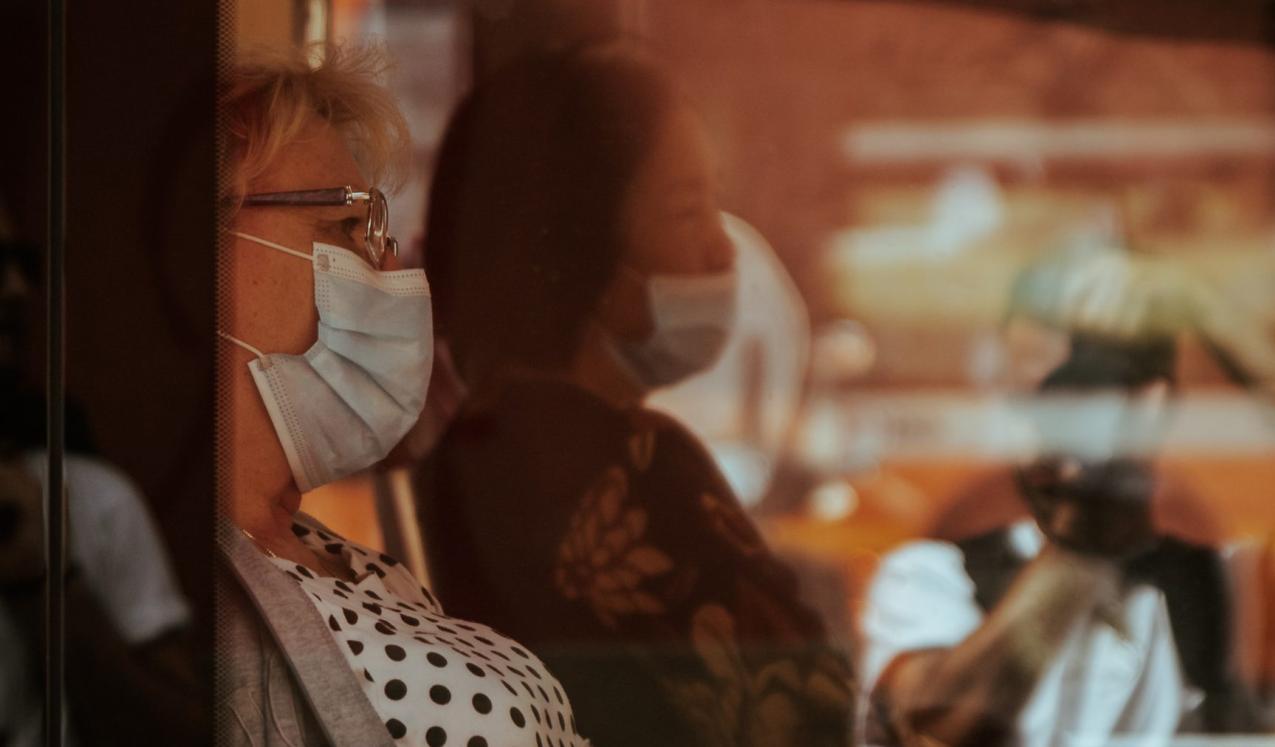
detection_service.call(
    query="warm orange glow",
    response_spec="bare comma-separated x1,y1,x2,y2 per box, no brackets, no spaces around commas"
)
300,472,385,551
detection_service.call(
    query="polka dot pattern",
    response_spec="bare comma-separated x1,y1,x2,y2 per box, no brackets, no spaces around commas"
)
268,515,587,747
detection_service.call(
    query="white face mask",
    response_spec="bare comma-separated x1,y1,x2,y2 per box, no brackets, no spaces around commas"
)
605,267,738,390
220,231,433,492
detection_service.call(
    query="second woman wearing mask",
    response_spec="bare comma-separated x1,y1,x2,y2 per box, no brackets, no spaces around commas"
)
415,44,854,746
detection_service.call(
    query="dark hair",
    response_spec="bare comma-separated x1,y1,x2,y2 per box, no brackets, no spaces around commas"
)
1005,247,1178,392
1040,332,1177,392
424,44,680,389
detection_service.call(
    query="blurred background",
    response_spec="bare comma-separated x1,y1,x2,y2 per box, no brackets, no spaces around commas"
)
233,0,1275,701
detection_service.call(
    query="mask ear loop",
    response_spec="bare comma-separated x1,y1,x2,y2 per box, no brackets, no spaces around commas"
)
220,231,309,369
218,330,269,364
227,230,314,262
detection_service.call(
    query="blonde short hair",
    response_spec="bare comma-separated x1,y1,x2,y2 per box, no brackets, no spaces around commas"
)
219,43,411,204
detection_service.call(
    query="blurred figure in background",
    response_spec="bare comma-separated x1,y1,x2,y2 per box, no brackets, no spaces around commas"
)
859,245,1270,746
0,239,201,745
416,43,853,746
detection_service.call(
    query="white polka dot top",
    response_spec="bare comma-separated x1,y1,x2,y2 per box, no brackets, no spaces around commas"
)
270,514,590,747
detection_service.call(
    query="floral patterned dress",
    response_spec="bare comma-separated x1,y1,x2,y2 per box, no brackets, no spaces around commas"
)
416,377,854,746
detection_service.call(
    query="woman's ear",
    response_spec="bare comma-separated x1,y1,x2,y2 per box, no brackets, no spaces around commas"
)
593,267,654,341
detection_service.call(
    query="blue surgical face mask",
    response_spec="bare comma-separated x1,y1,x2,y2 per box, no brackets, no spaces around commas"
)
604,266,738,390
220,231,433,492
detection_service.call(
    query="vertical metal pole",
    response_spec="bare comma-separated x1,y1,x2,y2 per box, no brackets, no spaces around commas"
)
45,0,66,743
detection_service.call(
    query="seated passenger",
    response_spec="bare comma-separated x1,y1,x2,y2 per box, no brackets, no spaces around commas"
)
215,45,586,747
415,44,853,747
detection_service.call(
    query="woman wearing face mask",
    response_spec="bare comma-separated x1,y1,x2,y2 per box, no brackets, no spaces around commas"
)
414,44,854,747
216,46,588,747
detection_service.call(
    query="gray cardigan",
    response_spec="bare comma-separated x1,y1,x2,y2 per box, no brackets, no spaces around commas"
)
214,517,395,747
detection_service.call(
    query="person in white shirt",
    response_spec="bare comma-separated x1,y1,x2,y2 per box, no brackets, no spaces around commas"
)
858,245,1268,747
0,236,200,745
0,452,198,746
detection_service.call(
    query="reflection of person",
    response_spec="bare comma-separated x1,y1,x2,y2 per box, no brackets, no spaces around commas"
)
0,242,200,745
859,247,1266,747
1,455,198,746
215,46,585,747
416,44,853,747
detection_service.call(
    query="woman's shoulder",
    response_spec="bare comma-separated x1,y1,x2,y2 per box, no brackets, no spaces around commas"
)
437,382,717,481
441,377,635,452
627,406,704,448
624,407,728,485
